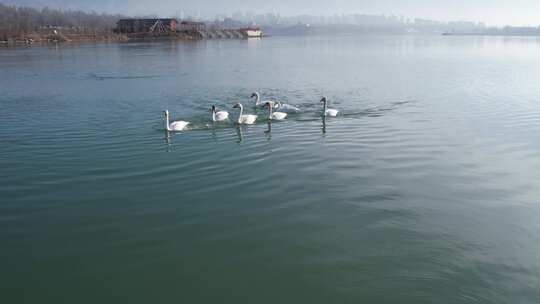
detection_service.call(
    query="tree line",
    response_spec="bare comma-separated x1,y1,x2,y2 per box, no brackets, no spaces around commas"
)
0,4,125,39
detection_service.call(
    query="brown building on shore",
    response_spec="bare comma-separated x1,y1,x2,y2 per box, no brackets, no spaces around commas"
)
178,21,206,32
116,19,178,33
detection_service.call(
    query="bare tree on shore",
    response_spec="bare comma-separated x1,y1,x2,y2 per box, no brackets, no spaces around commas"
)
0,4,125,40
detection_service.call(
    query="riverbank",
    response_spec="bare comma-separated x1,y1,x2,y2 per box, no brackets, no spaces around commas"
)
0,31,204,46
1,32,127,45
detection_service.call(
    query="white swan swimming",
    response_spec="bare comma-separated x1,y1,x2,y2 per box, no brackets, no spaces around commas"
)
211,105,229,122
164,110,189,131
251,92,301,113
321,97,339,117
251,92,278,109
233,102,258,125
265,101,287,120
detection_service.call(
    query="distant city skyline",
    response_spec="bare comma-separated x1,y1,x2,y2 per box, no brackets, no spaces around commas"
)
1,0,540,26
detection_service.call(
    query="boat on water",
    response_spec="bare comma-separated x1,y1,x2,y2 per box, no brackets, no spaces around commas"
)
241,27,263,38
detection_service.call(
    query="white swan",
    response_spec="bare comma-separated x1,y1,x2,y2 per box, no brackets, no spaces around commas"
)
265,101,287,120
321,97,339,117
251,92,301,113
251,92,278,109
233,103,257,125
164,110,189,131
211,105,229,122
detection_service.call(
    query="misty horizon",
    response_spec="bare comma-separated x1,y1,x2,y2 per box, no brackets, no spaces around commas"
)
1,0,540,27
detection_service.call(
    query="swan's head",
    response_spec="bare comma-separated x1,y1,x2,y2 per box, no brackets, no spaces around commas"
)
163,110,169,116
211,105,216,113
233,102,242,109
320,97,327,103
264,101,272,108
250,92,258,99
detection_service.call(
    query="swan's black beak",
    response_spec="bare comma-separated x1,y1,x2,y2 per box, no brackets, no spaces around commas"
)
233,103,239,109
211,105,216,112
320,97,326,103
250,93,257,98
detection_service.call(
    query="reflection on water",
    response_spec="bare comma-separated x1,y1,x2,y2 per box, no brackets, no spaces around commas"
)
2,35,540,303
264,121,272,140
235,125,244,143
164,130,172,148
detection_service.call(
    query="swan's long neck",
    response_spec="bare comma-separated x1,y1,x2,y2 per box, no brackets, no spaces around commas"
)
254,93,261,106
165,112,171,130
268,103,273,119
212,110,216,122
323,101,327,116
238,104,243,123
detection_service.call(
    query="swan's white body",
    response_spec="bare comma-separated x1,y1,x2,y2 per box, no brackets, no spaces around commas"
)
321,98,339,117
325,109,339,117
234,103,257,125
211,106,229,122
266,101,288,120
271,112,288,120
164,110,189,131
252,92,301,113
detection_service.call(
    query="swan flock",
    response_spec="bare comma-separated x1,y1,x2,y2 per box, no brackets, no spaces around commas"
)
163,94,338,131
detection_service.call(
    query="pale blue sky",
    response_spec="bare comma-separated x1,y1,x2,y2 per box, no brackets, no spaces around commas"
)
2,0,540,26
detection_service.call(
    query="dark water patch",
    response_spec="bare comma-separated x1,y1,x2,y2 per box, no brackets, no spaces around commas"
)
86,72,165,81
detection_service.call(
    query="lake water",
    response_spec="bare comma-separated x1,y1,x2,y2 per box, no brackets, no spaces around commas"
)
2,35,540,303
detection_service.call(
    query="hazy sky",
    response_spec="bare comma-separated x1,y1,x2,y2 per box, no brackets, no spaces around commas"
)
3,0,540,26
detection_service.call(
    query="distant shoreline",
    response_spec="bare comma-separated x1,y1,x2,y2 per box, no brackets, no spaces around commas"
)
442,32,540,37
0,31,205,46
4,31,540,47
